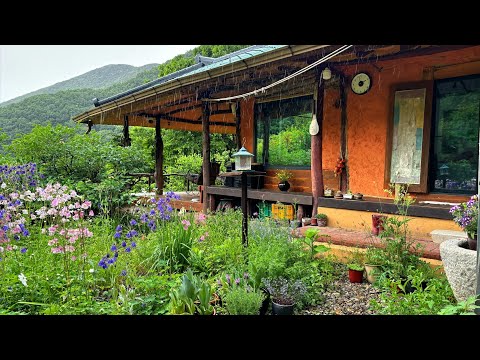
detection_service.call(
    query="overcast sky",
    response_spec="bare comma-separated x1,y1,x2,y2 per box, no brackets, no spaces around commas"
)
0,45,198,103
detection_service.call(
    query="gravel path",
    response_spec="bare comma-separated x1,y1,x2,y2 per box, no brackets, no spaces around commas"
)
301,272,383,315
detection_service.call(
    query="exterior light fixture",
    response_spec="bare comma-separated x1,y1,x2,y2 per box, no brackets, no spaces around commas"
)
232,147,254,171
321,67,332,80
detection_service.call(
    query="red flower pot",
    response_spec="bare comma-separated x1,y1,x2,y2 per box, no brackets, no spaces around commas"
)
348,269,364,283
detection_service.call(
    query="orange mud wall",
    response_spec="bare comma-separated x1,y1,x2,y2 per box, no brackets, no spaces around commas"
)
322,46,480,199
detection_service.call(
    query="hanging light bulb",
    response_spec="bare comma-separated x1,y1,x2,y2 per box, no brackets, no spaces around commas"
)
322,67,332,80
309,113,319,135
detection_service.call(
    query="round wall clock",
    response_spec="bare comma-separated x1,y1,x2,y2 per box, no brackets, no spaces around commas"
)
351,72,372,95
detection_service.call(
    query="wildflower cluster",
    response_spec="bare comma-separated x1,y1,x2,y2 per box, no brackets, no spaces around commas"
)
0,192,30,258
0,163,44,192
450,194,478,238
98,223,138,270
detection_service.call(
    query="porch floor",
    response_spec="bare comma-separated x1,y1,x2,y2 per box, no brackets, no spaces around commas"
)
293,226,440,260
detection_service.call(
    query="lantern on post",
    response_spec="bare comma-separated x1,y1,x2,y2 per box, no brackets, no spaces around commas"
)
232,147,254,171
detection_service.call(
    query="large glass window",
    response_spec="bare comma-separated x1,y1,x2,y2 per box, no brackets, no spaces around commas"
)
255,96,312,167
431,75,480,194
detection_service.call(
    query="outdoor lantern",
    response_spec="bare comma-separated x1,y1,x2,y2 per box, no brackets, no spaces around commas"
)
232,146,254,171
440,164,449,176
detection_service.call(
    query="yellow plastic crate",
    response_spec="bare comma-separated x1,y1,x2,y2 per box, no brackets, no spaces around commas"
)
271,204,294,220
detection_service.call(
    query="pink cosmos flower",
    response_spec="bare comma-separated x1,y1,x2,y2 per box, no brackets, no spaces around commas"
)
199,235,205,242
73,214,79,221
82,201,92,209
48,239,58,246
89,210,94,217
65,245,75,252
71,256,76,261
51,198,59,207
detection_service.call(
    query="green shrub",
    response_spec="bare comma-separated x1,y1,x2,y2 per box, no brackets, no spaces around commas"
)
224,287,265,315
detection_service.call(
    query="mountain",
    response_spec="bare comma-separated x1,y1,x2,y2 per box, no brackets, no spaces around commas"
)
0,63,159,107
0,45,249,145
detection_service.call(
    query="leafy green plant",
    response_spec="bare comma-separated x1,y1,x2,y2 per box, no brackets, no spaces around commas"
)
298,228,330,261
347,263,364,271
315,213,327,220
168,269,214,315
438,296,480,315
364,247,385,265
224,287,265,315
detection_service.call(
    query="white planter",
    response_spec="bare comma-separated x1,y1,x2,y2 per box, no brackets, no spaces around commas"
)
439,238,477,302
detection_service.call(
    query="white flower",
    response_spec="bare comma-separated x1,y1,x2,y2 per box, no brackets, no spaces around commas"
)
22,210,29,215
0,183,6,189
89,268,95,273
18,273,28,287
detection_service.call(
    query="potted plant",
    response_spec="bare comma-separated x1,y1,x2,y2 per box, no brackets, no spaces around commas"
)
324,188,334,197
450,194,478,250
301,217,311,227
346,249,364,283
316,213,328,227
262,277,307,315
343,189,353,200
364,246,384,284
275,169,293,192
353,192,363,200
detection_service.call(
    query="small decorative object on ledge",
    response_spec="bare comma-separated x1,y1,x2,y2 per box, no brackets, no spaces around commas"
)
324,188,334,197
343,190,353,200
353,192,363,200
275,169,293,192
316,213,327,227
334,191,343,200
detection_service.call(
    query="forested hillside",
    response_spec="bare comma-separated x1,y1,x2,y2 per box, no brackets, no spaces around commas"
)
0,45,249,142
0,63,159,107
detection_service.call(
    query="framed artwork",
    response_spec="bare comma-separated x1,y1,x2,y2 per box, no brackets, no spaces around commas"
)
385,81,433,193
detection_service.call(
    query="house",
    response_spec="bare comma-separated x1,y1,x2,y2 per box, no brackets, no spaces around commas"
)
72,45,480,241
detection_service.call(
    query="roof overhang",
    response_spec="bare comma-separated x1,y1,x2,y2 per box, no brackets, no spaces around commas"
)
72,45,336,126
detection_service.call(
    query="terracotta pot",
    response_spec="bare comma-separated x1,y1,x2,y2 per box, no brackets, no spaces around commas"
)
348,269,364,283
310,218,318,226
278,181,290,192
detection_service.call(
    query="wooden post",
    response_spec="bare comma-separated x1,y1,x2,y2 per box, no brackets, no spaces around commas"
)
339,78,348,192
123,115,131,147
241,171,248,246
155,117,164,196
311,81,324,217
234,102,242,150
202,102,211,214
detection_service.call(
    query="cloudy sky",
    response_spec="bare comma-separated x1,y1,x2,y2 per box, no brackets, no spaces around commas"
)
0,45,198,103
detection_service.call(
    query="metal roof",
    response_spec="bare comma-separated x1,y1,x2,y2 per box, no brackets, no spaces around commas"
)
93,45,286,107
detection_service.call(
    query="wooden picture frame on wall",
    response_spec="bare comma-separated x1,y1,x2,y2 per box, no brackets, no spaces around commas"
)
384,81,433,193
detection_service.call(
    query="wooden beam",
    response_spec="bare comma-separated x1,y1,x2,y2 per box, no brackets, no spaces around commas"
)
234,102,241,150
339,77,348,192
202,101,211,213
123,115,131,147
311,81,324,217
155,118,164,195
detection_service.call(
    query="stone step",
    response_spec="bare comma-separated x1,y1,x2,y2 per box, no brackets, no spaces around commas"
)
429,230,467,244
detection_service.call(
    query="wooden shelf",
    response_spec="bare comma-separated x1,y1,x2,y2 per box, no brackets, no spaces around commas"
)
206,186,312,205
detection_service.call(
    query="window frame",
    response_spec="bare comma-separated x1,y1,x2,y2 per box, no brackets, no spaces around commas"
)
384,80,433,193
428,74,480,195
254,95,313,170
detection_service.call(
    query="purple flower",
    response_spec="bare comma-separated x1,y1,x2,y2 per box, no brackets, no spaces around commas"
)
114,252,119,258
116,225,123,232
121,241,127,248
131,241,137,248
114,232,121,239
125,247,131,253
149,209,156,216
20,247,27,253
225,274,231,285
22,230,30,237
111,244,117,251
121,270,127,276
234,278,240,285
130,219,137,226
243,272,249,279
